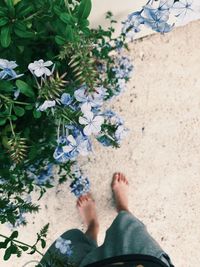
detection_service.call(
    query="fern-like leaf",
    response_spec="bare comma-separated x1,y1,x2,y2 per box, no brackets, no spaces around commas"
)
7,135,28,164
39,72,68,101
69,52,98,88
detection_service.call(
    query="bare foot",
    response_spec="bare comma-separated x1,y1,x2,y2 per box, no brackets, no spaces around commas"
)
77,193,99,241
111,172,129,212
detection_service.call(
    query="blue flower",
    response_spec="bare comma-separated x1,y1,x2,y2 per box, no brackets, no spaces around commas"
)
70,176,90,197
61,93,73,106
7,213,26,229
172,0,193,19
53,131,92,163
55,237,73,257
122,11,144,38
28,162,53,185
113,56,133,78
0,59,23,80
97,111,128,147
74,85,108,108
35,163,53,185
159,0,174,11
103,110,124,125
143,5,173,33
53,146,70,163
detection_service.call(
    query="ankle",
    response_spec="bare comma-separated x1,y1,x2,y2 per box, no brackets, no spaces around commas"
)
88,219,99,230
117,206,130,213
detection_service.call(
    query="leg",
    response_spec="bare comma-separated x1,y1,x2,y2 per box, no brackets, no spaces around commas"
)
39,229,97,267
77,193,99,243
80,172,174,267
111,172,130,213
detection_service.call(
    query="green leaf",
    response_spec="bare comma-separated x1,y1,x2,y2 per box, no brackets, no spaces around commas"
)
10,231,18,239
4,246,12,261
14,28,35,38
13,106,25,117
5,0,14,9
0,118,7,126
17,4,34,18
14,23,35,38
55,35,66,45
10,244,18,254
0,17,8,27
28,246,36,255
53,5,62,16
79,19,89,28
33,109,41,119
1,25,11,48
65,25,73,41
40,239,46,249
5,0,15,15
16,80,35,98
77,0,92,20
0,80,13,92
19,245,28,251
0,242,7,249
60,13,71,24
25,104,33,110
10,115,17,120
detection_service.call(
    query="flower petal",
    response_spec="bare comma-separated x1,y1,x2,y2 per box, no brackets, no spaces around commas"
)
83,124,93,136
34,68,45,77
44,60,53,67
79,116,89,125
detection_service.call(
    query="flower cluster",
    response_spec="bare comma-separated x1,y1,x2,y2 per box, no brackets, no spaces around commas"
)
97,110,128,147
111,55,134,96
27,162,54,185
122,0,197,38
70,175,90,197
55,237,73,257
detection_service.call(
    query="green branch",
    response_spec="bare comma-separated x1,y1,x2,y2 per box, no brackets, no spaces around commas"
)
0,234,44,257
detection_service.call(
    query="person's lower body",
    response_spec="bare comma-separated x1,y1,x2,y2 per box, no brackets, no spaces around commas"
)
39,173,174,267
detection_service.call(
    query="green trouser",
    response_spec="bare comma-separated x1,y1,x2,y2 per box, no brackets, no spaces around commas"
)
39,211,173,267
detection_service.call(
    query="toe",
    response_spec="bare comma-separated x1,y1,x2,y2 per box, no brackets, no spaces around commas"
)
112,173,119,187
77,199,82,207
118,173,124,182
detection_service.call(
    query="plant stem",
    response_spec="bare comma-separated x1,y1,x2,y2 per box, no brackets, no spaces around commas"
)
0,234,44,257
23,10,43,22
0,94,30,105
9,105,15,137
57,118,61,140
64,0,72,15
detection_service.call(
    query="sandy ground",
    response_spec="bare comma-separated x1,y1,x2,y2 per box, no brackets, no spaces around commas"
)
1,20,200,267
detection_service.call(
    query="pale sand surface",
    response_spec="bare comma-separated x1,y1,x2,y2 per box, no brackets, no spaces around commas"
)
1,20,200,267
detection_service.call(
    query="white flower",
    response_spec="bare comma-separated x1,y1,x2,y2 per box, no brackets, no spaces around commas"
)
117,78,126,92
28,59,54,77
55,237,72,255
115,125,128,142
38,100,56,111
62,134,91,157
79,110,104,136
63,135,77,154
81,102,92,113
74,85,107,108
172,0,195,20
0,59,18,69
